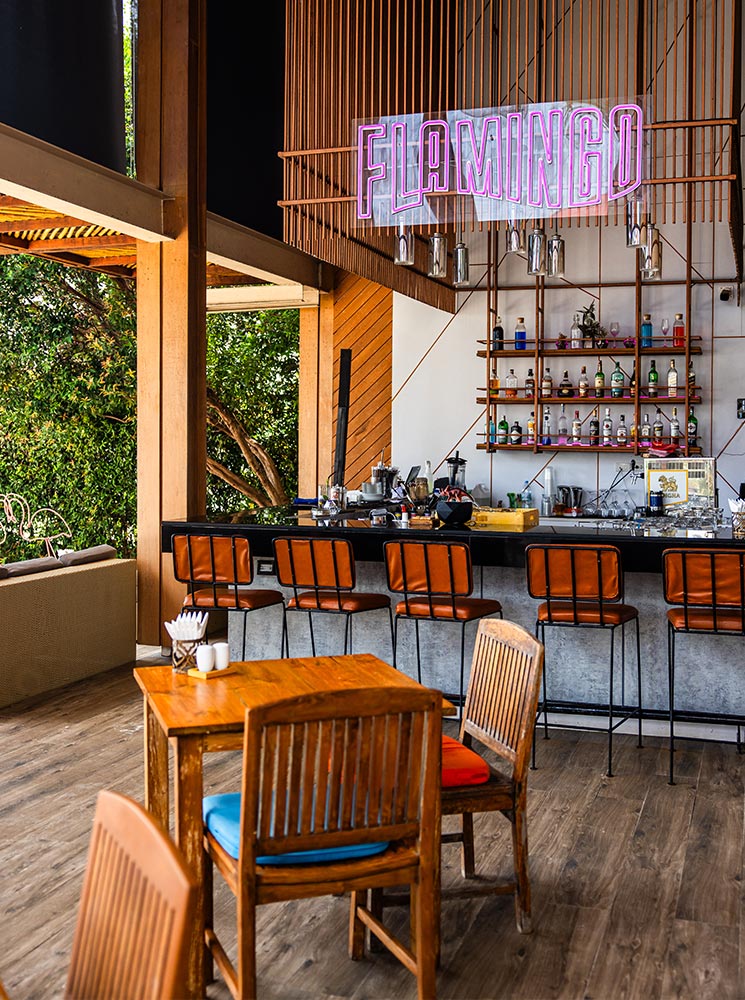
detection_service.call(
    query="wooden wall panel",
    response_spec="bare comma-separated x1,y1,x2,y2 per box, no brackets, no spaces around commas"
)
332,273,392,491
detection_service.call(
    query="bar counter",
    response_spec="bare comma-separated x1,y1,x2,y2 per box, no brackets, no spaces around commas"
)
161,509,745,733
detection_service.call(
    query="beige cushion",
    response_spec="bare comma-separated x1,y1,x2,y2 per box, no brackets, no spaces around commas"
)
59,545,117,567
2,557,63,578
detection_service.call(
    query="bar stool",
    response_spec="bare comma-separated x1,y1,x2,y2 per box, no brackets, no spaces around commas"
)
272,536,393,656
663,547,745,784
172,533,287,659
384,539,502,706
525,543,642,776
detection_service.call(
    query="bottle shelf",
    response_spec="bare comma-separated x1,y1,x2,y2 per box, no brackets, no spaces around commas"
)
477,342,702,360
478,441,702,454
479,394,702,406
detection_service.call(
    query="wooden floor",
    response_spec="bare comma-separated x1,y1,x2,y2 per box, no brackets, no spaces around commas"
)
1,661,744,1000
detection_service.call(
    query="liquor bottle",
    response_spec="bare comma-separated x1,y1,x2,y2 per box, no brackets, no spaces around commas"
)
652,407,664,442
594,358,605,398
688,360,696,391
510,419,523,445
497,413,509,444
541,408,552,445
491,315,504,351
629,418,637,443
667,359,678,398
641,313,653,348
525,367,535,398
526,411,536,445
640,413,651,447
558,370,574,397
672,312,685,348
589,408,600,446
571,409,582,444
610,361,625,398
557,404,569,444
602,407,613,445
521,480,533,508
489,371,500,395
629,363,636,399
505,368,518,397
687,406,698,448
670,407,681,445
541,367,553,397
578,365,589,398
488,418,496,445
647,359,658,398
515,316,527,350
616,414,628,445
570,312,583,350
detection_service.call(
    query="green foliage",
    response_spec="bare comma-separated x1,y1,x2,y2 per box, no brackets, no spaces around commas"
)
0,256,137,557
206,309,299,513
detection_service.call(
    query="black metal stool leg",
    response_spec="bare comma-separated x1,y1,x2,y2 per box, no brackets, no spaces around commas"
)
668,623,676,784
308,610,316,656
388,607,395,660
280,606,289,658
414,619,422,683
540,623,549,740
242,612,248,660
607,625,615,777
459,622,467,709
635,616,642,747
343,614,351,654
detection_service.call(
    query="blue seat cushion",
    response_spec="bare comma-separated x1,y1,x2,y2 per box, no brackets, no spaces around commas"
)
203,793,390,864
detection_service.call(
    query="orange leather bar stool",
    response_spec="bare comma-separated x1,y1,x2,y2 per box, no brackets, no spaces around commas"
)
172,534,287,659
525,543,641,776
384,539,502,706
663,547,745,784
273,536,393,656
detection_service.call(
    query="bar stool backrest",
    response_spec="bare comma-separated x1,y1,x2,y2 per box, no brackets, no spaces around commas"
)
172,534,253,607
384,540,473,616
273,537,356,611
525,544,623,625
663,548,745,632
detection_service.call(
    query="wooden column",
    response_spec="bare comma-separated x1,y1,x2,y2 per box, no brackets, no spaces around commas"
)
298,292,334,498
136,0,207,644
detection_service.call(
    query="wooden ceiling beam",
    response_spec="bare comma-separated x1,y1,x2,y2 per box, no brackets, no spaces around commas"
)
26,234,135,252
0,121,172,242
0,213,99,233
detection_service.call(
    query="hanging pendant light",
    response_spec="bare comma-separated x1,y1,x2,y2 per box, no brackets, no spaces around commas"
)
546,231,565,277
625,197,649,248
527,226,547,276
453,242,470,286
428,233,448,278
393,222,415,266
505,219,526,253
640,224,662,279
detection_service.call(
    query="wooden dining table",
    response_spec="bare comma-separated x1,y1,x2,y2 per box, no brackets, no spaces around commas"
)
134,652,452,999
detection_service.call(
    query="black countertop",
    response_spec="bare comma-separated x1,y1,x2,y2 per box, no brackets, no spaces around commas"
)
161,507,744,574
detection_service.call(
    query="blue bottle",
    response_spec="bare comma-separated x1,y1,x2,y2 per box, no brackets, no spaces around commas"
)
514,316,527,350
641,313,653,349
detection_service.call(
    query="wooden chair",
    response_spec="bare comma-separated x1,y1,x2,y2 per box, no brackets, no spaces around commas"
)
272,536,393,656
202,686,441,1000
384,539,502,707
172,533,287,659
525,543,642,776
65,790,196,1000
663,547,745,783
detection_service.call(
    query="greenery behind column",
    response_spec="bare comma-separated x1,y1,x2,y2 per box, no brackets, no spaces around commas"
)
0,256,298,559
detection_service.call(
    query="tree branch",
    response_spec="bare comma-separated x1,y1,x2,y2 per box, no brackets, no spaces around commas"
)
206,457,271,506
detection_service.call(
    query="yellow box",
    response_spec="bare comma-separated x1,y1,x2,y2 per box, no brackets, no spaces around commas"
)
471,507,539,530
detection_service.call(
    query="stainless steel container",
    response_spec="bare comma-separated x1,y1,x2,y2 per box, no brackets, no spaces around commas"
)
527,226,547,275
394,222,415,266
625,198,649,248
453,242,470,286
505,220,526,253
428,233,448,278
546,231,565,277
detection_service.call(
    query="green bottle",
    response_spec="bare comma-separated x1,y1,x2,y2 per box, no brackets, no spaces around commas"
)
687,406,698,448
497,413,509,445
647,359,659,398
610,361,624,398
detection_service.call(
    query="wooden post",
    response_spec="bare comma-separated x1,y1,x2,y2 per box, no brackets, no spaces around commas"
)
136,0,207,644
298,292,334,498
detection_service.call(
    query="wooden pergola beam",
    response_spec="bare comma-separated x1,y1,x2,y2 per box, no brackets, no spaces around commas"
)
0,121,172,242
27,234,134,252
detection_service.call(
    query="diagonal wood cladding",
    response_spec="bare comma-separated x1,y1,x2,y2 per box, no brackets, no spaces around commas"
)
332,273,392,491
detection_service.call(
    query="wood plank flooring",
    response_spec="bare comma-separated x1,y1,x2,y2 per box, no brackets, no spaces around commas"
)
1,661,744,1000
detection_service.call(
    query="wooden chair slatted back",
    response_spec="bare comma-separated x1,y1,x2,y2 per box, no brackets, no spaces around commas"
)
240,687,440,863
525,543,623,625
461,619,544,785
65,791,196,1000
385,540,473,617
172,533,253,608
273,537,355,609
663,547,745,632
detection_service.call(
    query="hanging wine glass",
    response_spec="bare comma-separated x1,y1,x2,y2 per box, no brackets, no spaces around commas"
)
609,321,620,347
660,316,670,348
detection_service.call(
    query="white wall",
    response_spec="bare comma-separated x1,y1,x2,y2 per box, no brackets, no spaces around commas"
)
392,219,745,510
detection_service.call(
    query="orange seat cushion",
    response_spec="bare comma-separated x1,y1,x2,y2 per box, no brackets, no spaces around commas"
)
537,601,637,625
395,596,502,621
667,607,745,632
184,588,284,611
441,735,490,787
287,591,390,612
